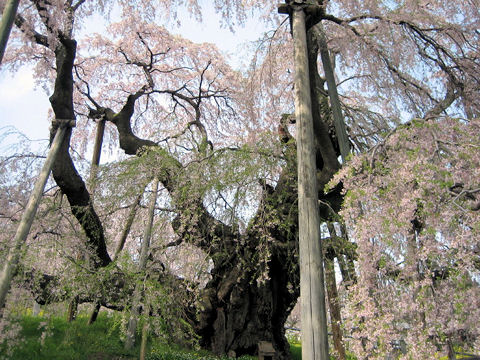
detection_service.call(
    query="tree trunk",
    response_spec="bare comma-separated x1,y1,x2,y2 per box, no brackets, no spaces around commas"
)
28,15,349,360
196,249,299,360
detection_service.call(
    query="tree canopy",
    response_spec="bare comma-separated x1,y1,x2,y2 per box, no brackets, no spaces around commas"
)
0,0,479,359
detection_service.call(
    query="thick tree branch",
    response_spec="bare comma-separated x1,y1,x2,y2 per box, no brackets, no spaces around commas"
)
49,37,111,267
14,13,49,47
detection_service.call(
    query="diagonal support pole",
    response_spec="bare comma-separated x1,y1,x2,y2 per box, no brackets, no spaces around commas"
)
0,0,20,64
316,24,350,162
0,120,74,315
125,177,159,350
279,2,330,359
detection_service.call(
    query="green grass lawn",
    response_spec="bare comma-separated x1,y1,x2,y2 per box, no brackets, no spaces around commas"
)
1,313,363,360
0,313,256,360
1,313,141,360
290,341,302,360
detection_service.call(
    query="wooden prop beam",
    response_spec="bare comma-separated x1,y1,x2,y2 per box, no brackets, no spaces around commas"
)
0,0,20,64
278,2,330,359
0,120,74,314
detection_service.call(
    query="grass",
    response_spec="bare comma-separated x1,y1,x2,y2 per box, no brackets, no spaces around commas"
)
289,340,359,360
0,312,257,360
290,341,302,360
2,312,368,360
147,345,255,360
1,313,141,360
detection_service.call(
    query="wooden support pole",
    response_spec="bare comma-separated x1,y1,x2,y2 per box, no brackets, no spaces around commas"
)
89,119,106,186
0,121,72,313
113,192,142,261
125,177,159,350
84,118,106,324
0,0,20,64
279,3,330,359
316,24,350,162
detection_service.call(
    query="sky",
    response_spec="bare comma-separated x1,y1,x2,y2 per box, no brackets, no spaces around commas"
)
0,2,271,153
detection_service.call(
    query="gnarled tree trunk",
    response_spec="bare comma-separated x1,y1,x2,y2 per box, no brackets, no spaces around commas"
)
23,16,352,360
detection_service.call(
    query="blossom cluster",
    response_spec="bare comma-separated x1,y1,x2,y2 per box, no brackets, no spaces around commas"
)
335,118,480,359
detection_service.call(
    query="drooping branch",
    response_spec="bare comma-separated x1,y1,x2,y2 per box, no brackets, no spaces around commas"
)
85,85,236,256
423,79,461,120
324,12,475,119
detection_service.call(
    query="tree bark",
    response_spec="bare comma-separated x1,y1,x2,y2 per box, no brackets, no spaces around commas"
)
49,37,111,268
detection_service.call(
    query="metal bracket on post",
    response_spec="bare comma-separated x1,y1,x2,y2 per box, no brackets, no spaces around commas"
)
49,119,76,145
278,1,323,32
52,118,77,128
278,1,320,14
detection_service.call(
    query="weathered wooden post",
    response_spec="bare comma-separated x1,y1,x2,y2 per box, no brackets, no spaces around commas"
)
278,2,330,359
84,118,106,325
0,0,20,64
89,118,106,187
125,177,159,350
316,24,350,162
0,119,74,314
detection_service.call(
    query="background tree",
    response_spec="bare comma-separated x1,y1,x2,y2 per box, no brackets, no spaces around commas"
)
335,117,480,359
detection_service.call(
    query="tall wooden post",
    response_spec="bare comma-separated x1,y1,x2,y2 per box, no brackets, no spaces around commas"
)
125,177,159,350
0,119,74,314
89,119,106,187
279,2,330,359
0,0,20,64
316,24,350,162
